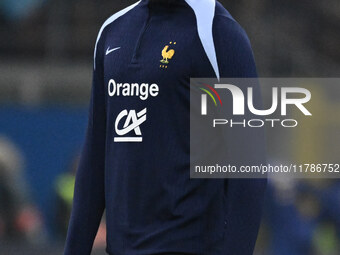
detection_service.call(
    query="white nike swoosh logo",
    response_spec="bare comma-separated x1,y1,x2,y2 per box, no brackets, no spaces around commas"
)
106,47,121,56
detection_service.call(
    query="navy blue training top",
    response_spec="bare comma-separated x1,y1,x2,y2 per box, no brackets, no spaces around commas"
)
64,0,267,254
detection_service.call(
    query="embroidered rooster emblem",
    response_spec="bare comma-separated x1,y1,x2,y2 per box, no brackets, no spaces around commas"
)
160,42,176,64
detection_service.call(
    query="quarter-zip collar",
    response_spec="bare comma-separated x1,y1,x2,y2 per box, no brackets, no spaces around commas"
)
143,0,186,7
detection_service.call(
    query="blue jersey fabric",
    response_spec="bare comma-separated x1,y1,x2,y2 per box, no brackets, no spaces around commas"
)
64,0,267,254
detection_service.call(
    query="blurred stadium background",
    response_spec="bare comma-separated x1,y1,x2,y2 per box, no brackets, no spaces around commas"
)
0,0,340,254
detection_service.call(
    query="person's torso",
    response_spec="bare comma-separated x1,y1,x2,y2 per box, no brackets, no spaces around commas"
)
98,1,233,254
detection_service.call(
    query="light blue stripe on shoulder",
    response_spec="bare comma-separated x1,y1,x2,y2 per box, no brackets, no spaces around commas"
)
94,1,141,69
185,0,220,79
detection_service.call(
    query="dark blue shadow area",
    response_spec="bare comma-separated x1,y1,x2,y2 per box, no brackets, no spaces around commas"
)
0,105,88,237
